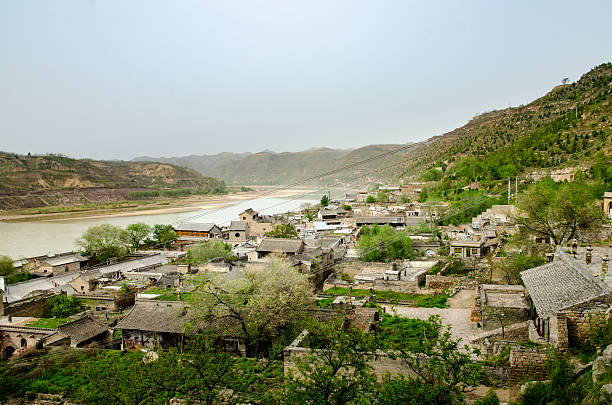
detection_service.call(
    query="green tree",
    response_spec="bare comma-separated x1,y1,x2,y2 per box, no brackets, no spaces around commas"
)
121,222,152,252
190,256,314,356
265,224,299,239
48,295,85,318
381,316,483,404
285,316,378,405
498,253,546,284
321,194,329,207
188,240,235,265
151,224,177,248
356,224,417,262
365,195,376,203
75,224,127,263
515,180,605,245
0,255,14,276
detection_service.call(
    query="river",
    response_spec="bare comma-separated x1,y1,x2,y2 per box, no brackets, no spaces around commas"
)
0,196,317,259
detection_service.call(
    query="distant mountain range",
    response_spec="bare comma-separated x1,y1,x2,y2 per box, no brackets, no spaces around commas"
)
132,64,612,189
133,144,407,186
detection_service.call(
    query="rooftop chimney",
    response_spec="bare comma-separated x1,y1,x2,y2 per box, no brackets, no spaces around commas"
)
602,255,610,280
586,245,593,265
546,252,554,263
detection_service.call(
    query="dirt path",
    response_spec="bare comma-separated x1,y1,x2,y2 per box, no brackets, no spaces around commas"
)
447,289,476,309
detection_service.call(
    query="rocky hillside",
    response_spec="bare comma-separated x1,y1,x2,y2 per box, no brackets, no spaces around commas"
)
396,63,612,185
135,144,406,186
0,153,226,210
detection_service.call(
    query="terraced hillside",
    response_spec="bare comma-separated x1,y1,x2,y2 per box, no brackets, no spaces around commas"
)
0,153,226,210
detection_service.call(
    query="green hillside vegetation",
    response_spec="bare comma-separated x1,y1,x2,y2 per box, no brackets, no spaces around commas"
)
399,63,612,192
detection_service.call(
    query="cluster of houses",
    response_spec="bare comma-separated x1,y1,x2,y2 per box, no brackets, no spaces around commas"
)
1,187,611,394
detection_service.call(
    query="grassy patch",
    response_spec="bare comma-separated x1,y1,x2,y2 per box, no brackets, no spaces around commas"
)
153,291,195,301
378,314,439,345
323,287,448,308
25,318,71,329
316,297,335,309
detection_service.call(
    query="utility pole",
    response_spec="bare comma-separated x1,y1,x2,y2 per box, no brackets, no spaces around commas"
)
507,178,511,204
515,176,518,203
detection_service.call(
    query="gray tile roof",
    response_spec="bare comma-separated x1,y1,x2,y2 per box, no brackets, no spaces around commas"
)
177,222,218,232
520,248,610,318
229,221,248,231
115,300,191,334
46,314,109,346
43,253,86,267
355,216,405,225
257,238,304,254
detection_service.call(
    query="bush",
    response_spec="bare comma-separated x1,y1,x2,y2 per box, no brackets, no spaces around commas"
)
48,295,85,318
161,188,192,197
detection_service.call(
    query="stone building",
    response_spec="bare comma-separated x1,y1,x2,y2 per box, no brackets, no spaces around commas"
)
450,239,486,258
115,300,190,349
32,253,86,277
250,238,305,261
226,221,249,245
604,191,612,219
237,208,273,238
478,284,530,331
520,247,612,348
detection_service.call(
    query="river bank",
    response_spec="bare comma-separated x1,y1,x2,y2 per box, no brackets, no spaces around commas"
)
0,187,317,223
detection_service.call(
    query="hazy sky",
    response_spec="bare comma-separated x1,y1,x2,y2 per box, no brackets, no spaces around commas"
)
1,1,611,160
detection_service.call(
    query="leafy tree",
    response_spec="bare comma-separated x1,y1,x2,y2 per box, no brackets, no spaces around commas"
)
48,295,85,318
151,224,177,248
365,195,376,203
120,222,152,252
514,180,605,244
190,256,314,356
187,240,235,264
497,253,546,284
75,224,127,262
383,316,483,404
422,168,444,181
265,224,298,239
0,255,14,276
321,194,329,207
376,191,390,203
356,224,417,262
285,316,378,405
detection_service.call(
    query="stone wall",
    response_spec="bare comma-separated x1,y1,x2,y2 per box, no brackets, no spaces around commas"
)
425,275,463,290
549,313,569,352
509,347,548,385
563,294,612,346
4,293,58,318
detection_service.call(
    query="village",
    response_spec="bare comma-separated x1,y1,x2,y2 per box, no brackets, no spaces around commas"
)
1,184,611,403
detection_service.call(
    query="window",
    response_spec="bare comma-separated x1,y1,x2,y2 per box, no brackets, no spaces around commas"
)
471,248,480,255
225,338,239,351
20,338,27,348
235,233,240,237
65,266,69,272
453,248,462,254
